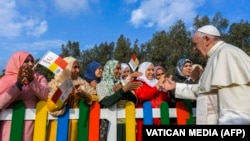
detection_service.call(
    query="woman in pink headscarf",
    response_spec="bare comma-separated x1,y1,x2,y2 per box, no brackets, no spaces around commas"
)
0,51,48,141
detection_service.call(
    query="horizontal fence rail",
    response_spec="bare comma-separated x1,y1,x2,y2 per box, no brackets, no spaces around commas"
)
0,107,196,120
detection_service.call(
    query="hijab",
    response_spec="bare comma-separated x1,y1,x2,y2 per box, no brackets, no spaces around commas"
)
102,60,119,91
96,60,119,101
0,51,30,94
83,61,102,83
136,62,157,87
53,56,77,84
154,65,165,76
173,58,192,83
120,63,130,80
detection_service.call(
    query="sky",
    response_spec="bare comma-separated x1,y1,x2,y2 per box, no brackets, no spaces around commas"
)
0,0,250,71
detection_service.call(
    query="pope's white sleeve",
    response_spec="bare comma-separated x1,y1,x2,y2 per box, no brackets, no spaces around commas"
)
175,83,199,100
218,85,250,124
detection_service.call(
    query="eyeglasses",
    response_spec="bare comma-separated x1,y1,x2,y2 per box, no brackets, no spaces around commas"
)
156,73,164,76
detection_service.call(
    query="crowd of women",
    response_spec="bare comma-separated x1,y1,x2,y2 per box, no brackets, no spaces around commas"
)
0,50,203,141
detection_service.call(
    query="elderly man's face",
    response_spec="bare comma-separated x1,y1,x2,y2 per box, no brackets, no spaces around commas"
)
192,32,207,58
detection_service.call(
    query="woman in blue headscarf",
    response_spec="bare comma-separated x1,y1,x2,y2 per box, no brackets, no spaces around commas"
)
83,61,103,88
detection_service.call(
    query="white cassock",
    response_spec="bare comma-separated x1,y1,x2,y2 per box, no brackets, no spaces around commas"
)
174,41,250,124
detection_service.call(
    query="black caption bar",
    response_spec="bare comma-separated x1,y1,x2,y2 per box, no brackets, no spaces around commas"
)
143,125,250,140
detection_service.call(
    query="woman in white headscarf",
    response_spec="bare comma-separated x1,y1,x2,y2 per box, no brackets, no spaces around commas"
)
120,63,131,86
133,61,170,141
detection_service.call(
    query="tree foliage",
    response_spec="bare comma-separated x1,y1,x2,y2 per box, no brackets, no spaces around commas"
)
114,35,131,63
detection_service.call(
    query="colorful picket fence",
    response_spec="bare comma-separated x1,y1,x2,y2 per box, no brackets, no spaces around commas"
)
0,100,196,141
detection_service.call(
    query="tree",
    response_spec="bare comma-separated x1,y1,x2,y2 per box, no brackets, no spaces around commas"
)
226,20,250,54
211,12,229,34
150,30,169,66
114,35,131,62
166,20,193,73
193,15,210,30
60,40,81,59
80,41,115,73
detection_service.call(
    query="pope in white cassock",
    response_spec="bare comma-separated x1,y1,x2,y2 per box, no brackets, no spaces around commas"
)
162,25,250,124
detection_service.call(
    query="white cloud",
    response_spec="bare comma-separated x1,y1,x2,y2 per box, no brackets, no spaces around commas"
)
0,0,48,38
27,21,48,36
130,9,147,27
129,0,204,29
54,0,90,15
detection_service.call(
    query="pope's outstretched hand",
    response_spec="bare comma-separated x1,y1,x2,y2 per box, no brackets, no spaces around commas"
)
161,75,176,91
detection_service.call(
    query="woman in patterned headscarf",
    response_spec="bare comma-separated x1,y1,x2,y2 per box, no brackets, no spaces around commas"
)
96,60,141,141
173,58,193,83
96,60,141,106
169,58,195,125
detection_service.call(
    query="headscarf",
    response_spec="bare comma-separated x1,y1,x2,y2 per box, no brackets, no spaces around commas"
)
154,65,165,76
96,60,119,101
120,63,130,80
175,58,192,79
48,56,96,115
48,56,77,100
0,51,30,94
53,56,77,84
83,61,102,83
49,56,96,98
136,62,157,87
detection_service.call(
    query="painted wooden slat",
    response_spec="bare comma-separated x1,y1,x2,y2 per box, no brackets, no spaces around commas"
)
184,100,195,125
33,101,48,141
125,101,136,141
78,100,89,141
176,101,189,125
160,102,170,125
88,102,100,141
143,101,153,125
106,104,117,141
10,101,25,141
56,104,70,141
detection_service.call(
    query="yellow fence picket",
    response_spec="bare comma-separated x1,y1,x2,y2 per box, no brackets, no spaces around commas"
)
33,101,48,141
126,101,136,141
